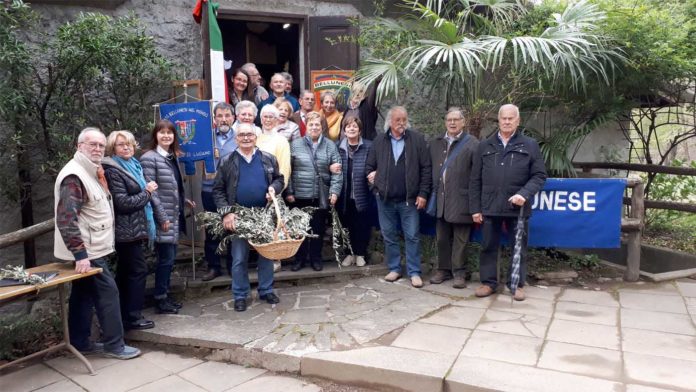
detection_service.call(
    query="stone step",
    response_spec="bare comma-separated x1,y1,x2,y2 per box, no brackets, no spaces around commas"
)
301,346,455,392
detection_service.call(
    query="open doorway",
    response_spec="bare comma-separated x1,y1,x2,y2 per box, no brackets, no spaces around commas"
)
217,18,302,97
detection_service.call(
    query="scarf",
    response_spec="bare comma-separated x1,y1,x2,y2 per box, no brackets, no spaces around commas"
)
321,110,343,141
112,156,156,242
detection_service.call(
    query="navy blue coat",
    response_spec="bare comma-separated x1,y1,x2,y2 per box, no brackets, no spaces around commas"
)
337,138,374,213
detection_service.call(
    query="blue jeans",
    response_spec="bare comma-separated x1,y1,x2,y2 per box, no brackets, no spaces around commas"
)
376,198,421,277
229,238,274,300
201,191,229,274
154,242,177,299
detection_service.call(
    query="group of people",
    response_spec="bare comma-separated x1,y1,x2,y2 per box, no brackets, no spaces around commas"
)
53,83,545,359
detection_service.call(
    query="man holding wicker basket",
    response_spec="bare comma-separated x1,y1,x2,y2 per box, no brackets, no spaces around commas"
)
212,123,285,312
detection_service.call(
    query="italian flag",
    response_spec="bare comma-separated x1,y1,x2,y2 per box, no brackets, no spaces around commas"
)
193,0,228,103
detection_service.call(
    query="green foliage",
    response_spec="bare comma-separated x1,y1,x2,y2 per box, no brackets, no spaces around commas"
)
643,159,696,226
0,302,62,361
0,0,174,216
566,253,601,271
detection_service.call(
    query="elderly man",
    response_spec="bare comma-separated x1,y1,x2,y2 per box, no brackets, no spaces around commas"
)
257,73,300,114
212,123,285,312
290,90,328,137
429,107,479,288
470,104,547,301
201,102,237,281
54,127,140,359
366,106,431,288
241,62,269,105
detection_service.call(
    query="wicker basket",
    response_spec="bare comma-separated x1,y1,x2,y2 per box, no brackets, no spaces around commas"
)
248,194,304,260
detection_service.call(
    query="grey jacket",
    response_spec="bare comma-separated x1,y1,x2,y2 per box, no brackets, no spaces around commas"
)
140,150,184,244
286,135,342,200
102,157,167,242
212,150,285,212
429,134,479,224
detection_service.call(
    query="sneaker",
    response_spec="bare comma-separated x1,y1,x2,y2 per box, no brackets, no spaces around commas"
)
452,275,467,289
384,271,401,282
410,275,424,288
513,287,526,301
429,269,453,284
341,255,355,267
355,255,366,267
103,345,141,360
475,285,495,298
78,342,104,355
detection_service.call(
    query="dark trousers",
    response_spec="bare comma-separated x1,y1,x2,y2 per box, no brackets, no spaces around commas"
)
436,219,471,276
479,216,528,290
154,243,177,299
202,191,229,274
68,256,125,352
338,199,372,256
115,240,147,323
293,198,328,263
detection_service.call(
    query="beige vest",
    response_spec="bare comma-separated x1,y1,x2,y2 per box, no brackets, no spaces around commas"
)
54,151,115,261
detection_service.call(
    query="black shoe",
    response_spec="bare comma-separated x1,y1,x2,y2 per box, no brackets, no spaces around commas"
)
201,270,222,281
259,292,280,304
291,260,305,272
310,259,323,271
234,298,247,312
125,319,155,330
156,299,179,314
165,297,182,309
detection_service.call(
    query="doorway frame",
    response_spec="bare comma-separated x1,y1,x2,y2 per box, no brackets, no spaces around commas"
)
213,9,310,92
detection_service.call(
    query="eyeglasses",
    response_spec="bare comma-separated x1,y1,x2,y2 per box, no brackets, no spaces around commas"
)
237,133,256,139
81,142,106,150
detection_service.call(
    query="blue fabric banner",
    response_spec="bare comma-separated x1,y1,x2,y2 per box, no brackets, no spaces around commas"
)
159,101,215,175
528,178,625,248
419,178,626,248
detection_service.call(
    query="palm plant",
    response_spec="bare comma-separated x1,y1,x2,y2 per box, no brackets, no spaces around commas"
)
355,0,623,145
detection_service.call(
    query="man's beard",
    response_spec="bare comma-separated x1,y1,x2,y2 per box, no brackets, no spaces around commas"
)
218,125,231,133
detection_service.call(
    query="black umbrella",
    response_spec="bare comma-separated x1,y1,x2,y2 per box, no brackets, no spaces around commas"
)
510,207,526,303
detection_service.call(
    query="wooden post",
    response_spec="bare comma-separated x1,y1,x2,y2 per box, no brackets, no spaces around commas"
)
624,182,644,281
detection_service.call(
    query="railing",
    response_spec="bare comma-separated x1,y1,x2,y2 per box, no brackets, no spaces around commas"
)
0,219,54,268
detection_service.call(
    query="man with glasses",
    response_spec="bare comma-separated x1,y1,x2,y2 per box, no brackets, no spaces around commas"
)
54,127,140,359
201,102,237,281
366,106,432,288
212,123,285,312
428,107,479,289
291,90,328,137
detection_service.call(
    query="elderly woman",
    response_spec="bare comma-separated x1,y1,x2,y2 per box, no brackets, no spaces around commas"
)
273,97,301,142
257,104,291,190
229,68,254,107
140,120,195,314
319,90,343,142
336,116,374,267
286,111,343,271
102,130,166,330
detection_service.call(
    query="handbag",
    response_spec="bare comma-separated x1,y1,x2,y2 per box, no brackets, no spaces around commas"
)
426,134,471,217
306,138,330,210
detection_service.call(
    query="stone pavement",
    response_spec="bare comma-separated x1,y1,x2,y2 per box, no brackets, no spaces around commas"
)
3,277,696,391
1,348,325,392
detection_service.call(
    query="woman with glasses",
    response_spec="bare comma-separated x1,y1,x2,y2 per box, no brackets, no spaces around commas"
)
140,120,195,314
273,97,301,142
257,104,291,190
102,130,166,329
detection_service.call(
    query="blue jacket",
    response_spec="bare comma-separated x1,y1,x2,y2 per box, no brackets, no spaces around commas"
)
337,137,374,213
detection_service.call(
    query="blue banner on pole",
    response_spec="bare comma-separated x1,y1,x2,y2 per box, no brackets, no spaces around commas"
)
419,178,626,248
528,178,625,248
159,101,215,175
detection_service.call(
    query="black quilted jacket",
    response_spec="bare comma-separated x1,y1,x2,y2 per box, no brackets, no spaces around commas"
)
102,157,165,242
